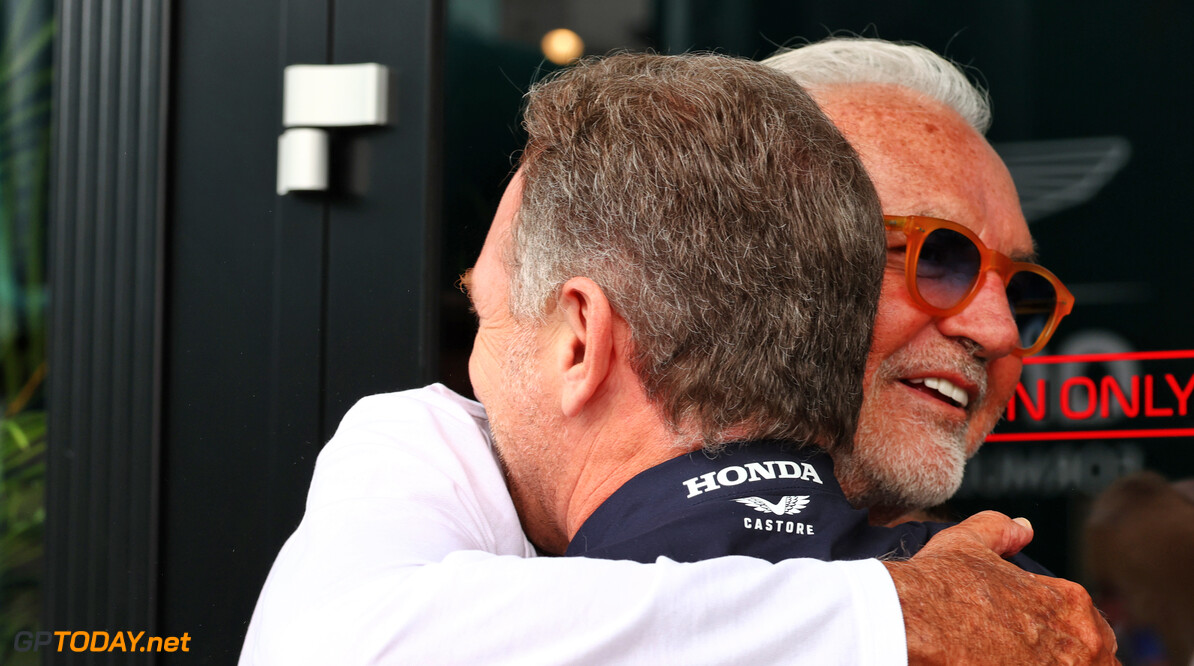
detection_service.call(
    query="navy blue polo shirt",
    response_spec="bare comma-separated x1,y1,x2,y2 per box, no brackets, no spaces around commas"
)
565,441,1050,575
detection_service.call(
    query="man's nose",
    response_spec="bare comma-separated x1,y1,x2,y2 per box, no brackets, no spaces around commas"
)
936,270,1020,359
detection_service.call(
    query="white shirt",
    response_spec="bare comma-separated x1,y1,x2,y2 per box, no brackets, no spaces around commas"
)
241,384,907,665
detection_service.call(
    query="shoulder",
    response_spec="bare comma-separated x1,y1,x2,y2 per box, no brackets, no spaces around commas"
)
339,383,488,435
329,383,490,458
308,384,498,508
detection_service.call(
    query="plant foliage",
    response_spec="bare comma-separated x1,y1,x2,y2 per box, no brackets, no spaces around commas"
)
0,0,53,662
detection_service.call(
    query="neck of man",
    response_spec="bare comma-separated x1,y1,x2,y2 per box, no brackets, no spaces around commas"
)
834,465,918,527
513,374,694,555
864,504,916,527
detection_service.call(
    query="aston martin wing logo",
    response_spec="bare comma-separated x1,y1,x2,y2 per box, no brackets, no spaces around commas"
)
733,495,810,515
995,136,1131,222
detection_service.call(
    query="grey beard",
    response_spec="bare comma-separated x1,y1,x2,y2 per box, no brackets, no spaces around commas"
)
838,396,969,515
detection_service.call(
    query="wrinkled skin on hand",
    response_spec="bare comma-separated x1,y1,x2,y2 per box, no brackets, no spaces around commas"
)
884,511,1119,665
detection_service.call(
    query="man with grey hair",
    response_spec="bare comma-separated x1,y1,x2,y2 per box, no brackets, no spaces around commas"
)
763,38,1073,527
480,51,884,555
243,45,1114,665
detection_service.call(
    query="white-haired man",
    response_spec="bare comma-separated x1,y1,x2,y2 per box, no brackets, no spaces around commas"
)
764,39,1075,527
242,42,1112,665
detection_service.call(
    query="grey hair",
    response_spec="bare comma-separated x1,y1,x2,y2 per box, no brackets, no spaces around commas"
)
509,53,884,453
763,37,992,134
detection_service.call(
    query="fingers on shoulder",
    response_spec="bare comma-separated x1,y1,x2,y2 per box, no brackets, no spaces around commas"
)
924,510,1020,555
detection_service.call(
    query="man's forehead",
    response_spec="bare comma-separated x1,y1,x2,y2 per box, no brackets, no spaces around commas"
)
475,173,524,271
463,169,525,320
495,170,525,223
816,84,1033,257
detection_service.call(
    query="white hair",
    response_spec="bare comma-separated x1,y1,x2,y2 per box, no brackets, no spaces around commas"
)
762,37,992,134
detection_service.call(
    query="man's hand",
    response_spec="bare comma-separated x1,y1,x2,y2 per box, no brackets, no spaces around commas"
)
884,511,1118,665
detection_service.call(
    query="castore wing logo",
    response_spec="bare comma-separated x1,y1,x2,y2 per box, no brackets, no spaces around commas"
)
733,495,810,515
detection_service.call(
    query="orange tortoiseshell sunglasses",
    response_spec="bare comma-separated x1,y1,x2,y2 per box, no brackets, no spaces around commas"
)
884,215,1074,357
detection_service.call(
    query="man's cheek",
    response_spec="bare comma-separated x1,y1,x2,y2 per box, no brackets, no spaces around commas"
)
868,285,930,369
986,356,1024,413
966,356,1023,455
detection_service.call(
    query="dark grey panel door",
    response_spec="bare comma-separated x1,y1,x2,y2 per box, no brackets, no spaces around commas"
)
161,0,440,660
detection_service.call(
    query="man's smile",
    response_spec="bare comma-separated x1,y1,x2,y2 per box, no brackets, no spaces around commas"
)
901,376,972,409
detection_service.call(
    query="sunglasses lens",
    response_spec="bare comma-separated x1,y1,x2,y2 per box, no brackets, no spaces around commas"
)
1007,270,1057,350
915,227,981,309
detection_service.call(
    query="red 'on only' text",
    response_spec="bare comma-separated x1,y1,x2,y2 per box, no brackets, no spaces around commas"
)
1007,373,1194,422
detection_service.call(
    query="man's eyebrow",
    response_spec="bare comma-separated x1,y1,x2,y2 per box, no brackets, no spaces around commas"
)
456,269,474,301
911,208,1042,263
1011,240,1040,264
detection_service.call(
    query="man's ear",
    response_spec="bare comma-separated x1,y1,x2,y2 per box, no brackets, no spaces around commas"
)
553,277,614,417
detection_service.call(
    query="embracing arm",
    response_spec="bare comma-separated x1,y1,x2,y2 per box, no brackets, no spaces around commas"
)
240,387,1116,665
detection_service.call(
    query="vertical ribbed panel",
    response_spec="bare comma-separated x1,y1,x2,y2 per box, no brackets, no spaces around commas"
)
46,0,169,661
